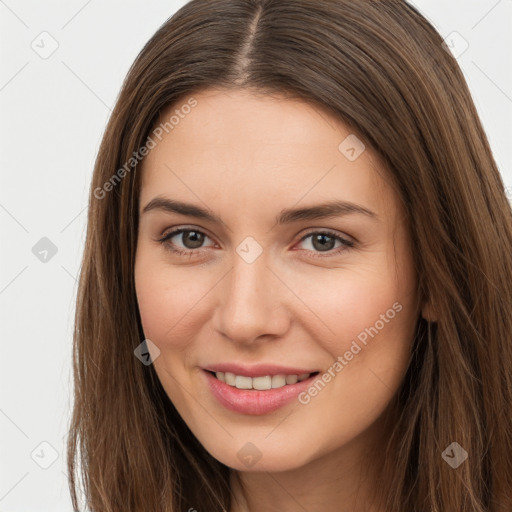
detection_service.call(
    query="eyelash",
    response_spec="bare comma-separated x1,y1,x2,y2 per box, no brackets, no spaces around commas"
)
156,227,355,259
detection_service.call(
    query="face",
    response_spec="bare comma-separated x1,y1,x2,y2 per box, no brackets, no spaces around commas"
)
134,87,420,472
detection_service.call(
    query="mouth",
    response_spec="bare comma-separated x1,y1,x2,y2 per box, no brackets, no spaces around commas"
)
202,369,321,415
205,370,320,390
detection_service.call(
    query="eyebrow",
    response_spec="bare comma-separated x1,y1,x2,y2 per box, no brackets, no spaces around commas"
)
141,196,378,224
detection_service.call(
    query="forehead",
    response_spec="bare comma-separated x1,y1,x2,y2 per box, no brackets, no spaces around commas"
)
139,88,396,223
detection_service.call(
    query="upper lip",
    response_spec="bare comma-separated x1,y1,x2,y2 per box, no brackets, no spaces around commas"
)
203,363,319,377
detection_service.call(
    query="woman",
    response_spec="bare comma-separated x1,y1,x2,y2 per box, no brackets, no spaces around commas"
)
67,1,512,511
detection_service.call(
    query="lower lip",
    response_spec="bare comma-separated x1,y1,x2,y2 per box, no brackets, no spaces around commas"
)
203,370,319,415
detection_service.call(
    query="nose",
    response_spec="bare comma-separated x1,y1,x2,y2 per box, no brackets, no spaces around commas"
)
213,252,291,345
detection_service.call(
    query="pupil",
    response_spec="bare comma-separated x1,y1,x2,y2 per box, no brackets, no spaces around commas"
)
184,231,204,249
313,234,334,252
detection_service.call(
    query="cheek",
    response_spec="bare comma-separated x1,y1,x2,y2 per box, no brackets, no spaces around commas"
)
299,260,417,422
134,248,216,350
290,264,411,357
288,258,417,417
293,282,415,443
327,243,417,360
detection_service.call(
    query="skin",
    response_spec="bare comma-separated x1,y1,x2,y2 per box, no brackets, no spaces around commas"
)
134,87,426,512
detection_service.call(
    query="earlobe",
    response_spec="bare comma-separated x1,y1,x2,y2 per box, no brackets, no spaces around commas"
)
421,300,437,323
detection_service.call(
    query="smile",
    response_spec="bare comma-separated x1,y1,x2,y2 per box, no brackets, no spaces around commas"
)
211,371,315,390
203,370,321,415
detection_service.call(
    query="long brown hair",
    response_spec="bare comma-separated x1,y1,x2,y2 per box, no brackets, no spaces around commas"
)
67,0,512,510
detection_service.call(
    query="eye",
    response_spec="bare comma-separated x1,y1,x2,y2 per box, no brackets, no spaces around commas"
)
295,229,354,258
157,227,215,256
157,227,354,258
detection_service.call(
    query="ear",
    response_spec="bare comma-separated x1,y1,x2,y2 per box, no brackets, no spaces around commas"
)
421,299,437,323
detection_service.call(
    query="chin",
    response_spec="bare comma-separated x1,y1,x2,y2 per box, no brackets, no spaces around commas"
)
201,436,319,473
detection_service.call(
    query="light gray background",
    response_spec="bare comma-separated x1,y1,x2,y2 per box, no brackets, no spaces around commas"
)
0,1,510,510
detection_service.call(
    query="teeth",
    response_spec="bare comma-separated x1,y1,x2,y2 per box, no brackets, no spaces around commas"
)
253,376,272,390
286,374,298,385
271,375,286,388
235,375,252,389
214,371,312,390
